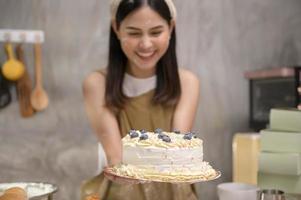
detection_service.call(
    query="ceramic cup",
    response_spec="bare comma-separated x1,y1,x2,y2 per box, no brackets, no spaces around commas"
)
218,182,259,200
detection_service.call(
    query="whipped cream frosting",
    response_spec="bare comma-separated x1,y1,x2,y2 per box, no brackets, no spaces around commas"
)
111,163,217,182
123,130,202,148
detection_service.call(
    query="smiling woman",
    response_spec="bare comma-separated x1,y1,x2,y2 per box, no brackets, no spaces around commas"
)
82,0,200,199
106,0,181,111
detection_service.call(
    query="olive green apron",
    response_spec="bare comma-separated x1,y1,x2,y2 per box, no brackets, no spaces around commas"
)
81,88,198,200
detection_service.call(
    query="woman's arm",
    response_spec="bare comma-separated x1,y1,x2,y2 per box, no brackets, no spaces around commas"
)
172,68,200,132
83,71,122,166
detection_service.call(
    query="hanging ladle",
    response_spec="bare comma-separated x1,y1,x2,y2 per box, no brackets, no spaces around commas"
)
2,41,25,81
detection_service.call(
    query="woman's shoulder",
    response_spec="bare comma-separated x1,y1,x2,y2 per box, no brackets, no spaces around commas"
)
82,68,107,95
178,68,199,87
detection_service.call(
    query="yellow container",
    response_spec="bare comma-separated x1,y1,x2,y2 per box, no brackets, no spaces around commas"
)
232,133,260,185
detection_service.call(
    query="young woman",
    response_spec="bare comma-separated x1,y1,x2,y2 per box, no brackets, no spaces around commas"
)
82,0,200,199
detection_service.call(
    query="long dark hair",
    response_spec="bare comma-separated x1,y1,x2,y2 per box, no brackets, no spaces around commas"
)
106,0,181,111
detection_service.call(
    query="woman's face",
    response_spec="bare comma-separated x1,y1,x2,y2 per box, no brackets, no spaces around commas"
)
114,5,173,78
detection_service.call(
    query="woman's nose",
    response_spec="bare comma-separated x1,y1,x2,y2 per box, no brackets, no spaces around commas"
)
138,36,152,50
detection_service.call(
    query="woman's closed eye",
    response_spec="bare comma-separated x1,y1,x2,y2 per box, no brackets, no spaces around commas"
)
150,31,162,37
127,31,162,37
128,32,141,37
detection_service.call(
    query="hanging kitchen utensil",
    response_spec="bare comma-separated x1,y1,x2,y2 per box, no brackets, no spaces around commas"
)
30,41,49,111
2,42,25,81
0,70,12,109
15,44,35,117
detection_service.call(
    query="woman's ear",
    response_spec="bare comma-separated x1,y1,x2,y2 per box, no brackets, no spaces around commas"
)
112,20,120,39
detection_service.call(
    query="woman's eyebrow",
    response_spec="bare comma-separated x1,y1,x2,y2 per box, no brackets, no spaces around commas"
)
125,25,164,31
150,25,164,30
126,26,141,31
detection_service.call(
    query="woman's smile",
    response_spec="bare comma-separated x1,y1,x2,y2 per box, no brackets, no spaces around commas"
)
136,50,156,60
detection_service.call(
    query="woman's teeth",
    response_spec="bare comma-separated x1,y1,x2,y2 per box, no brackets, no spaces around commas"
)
137,52,155,58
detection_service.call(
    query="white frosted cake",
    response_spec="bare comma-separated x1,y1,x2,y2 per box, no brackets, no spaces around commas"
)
111,129,217,182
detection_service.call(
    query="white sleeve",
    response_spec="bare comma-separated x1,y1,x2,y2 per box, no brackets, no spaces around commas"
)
97,143,108,174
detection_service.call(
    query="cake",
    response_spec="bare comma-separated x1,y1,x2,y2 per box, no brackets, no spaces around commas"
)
110,129,218,182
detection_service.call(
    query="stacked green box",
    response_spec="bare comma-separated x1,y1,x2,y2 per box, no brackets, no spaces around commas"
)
270,109,301,132
258,173,301,194
258,108,301,195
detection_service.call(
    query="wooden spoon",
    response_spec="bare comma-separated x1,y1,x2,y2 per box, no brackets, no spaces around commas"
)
30,42,49,111
2,42,25,81
15,44,35,117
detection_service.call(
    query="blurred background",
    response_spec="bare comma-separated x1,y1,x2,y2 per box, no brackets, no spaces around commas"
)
0,0,300,199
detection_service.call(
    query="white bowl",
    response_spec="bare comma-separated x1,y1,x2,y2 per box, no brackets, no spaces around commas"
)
0,182,58,199
217,182,259,200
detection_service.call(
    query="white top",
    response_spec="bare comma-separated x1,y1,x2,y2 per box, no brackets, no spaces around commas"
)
122,73,157,97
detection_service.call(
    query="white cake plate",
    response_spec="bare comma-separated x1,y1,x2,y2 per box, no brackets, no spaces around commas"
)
104,167,221,184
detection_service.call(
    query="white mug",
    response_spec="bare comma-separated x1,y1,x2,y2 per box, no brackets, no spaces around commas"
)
218,182,259,200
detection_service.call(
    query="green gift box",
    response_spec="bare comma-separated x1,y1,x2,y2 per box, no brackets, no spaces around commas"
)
258,172,301,195
261,129,301,153
259,152,301,176
270,108,301,132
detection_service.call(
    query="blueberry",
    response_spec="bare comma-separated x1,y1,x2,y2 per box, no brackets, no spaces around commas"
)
154,128,163,134
187,132,197,138
173,130,181,134
130,131,139,138
187,132,194,136
158,133,165,139
162,135,171,143
140,134,148,140
189,132,198,138
183,133,192,140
